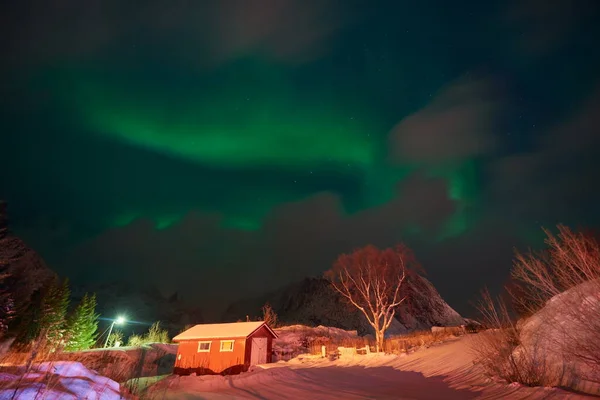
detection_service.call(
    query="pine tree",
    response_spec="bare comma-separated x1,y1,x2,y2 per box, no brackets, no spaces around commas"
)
64,293,99,351
38,278,70,350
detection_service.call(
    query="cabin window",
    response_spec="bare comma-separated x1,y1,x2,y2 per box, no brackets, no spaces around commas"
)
220,340,235,352
197,341,211,352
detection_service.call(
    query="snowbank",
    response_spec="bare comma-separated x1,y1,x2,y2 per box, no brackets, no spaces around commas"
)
0,361,122,399
516,280,600,393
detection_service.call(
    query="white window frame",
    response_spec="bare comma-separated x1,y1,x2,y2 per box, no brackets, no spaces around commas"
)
220,340,235,352
197,341,211,353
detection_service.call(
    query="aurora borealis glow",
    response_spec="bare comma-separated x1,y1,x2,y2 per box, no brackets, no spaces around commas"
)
1,0,599,316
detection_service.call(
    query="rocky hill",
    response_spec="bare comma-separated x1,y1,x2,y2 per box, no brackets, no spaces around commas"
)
0,201,56,337
223,274,464,336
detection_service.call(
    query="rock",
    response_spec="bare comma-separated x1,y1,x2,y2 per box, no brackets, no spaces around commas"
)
0,202,56,336
223,274,465,336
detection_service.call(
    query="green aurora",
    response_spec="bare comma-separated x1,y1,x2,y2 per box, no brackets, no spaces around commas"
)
56,68,379,169
4,0,597,318
34,63,478,236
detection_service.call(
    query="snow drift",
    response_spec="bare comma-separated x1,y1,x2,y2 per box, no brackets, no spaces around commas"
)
0,361,122,399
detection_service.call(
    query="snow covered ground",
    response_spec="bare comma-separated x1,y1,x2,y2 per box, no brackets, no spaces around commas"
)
146,336,588,399
0,361,122,399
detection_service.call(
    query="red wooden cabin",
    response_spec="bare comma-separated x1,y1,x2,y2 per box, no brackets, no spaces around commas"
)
172,321,278,375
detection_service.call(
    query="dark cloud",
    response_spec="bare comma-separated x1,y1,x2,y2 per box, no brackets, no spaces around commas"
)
207,0,354,65
504,0,598,56
0,0,355,68
487,86,600,225
415,218,528,315
389,77,502,164
61,174,453,318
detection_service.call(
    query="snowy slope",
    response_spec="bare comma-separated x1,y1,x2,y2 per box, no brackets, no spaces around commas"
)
517,279,600,392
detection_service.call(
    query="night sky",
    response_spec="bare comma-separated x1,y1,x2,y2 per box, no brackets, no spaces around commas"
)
1,0,599,318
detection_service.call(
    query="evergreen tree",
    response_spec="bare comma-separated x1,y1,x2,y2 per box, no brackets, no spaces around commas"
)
64,293,99,351
38,278,70,350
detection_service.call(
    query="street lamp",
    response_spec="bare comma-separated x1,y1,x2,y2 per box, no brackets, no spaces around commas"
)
104,316,126,348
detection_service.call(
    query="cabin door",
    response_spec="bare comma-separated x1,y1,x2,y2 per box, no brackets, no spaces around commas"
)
250,337,268,365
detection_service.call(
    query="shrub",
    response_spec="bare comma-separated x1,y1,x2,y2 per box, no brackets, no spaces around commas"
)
127,322,169,347
106,330,124,348
261,303,278,328
470,289,552,386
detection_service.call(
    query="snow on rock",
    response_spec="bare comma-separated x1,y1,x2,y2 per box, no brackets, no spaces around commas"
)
516,280,600,394
391,276,465,334
0,361,122,399
224,275,465,337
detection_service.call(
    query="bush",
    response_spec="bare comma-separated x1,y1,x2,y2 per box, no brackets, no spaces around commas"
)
127,322,169,347
262,303,278,328
106,330,124,348
471,289,552,386
304,329,460,358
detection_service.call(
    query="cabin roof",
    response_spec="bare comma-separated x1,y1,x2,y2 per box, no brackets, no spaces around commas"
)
172,321,278,341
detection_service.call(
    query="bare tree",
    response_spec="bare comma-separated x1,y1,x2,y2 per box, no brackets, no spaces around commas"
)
261,303,278,328
325,244,415,352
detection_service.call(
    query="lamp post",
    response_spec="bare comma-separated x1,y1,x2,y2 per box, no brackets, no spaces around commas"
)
104,316,126,348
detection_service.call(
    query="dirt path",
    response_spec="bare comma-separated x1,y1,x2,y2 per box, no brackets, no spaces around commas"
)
146,336,592,399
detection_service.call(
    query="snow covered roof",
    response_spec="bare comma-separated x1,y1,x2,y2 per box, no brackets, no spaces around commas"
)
172,321,278,341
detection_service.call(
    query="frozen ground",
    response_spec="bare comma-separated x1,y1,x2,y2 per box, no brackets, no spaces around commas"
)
146,336,589,399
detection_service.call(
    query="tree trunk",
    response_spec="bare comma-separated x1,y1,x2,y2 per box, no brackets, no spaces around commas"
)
375,329,384,353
